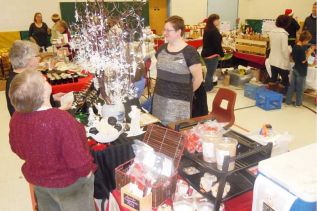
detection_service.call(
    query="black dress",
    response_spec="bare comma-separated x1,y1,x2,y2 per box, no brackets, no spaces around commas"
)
29,22,49,48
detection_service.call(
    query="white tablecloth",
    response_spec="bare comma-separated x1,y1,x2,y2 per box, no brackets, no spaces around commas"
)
266,59,317,90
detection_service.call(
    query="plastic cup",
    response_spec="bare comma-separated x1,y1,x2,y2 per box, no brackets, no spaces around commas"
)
216,137,238,171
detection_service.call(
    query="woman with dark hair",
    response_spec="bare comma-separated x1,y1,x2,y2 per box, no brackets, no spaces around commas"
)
201,14,224,92
29,12,50,50
268,15,291,91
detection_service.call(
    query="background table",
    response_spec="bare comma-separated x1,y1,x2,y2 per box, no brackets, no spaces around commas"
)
233,51,266,67
155,38,203,51
51,73,93,94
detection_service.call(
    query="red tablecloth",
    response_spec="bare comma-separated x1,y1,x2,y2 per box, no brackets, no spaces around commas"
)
51,73,93,94
155,38,203,51
107,190,253,211
233,51,266,66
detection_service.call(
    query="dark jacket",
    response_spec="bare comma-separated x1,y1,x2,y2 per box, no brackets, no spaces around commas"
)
286,17,300,46
304,14,316,44
201,27,224,58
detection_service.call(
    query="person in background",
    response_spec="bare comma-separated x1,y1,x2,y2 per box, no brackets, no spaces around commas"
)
152,16,203,125
201,14,224,92
56,20,71,43
9,70,96,211
284,9,300,47
5,40,70,116
286,31,315,107
29,12,50,51
50,13,61,43
303,2,317,45
268,15,291,93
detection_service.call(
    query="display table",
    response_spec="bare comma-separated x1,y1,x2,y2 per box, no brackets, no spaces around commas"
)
91,134,137,200
233,51,266,67
305,65,317,90
109,189,253,211
154,38,203,51
253,143,317,211
51,73,94,94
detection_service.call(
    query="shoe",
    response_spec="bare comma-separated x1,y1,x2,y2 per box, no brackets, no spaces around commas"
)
295,104,301,108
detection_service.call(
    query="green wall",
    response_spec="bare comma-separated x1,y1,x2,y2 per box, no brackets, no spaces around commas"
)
60,2,149,26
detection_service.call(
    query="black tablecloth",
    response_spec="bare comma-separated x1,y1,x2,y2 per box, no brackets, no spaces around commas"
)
91,133,144,199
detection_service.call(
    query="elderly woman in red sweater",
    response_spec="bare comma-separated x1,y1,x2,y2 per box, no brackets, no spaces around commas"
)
9,70,96,211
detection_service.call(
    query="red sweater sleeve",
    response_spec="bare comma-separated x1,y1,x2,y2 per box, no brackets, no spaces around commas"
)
9,115,26,160
57,112,95,177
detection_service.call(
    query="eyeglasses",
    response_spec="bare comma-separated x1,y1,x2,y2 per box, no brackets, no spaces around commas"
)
162,29,176,33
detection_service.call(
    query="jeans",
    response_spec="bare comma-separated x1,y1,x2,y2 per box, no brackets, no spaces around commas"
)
286,69,306,106
134,77,146,98
270,65,290,88
34,174,95,211
141,96,153,113
203,56,219,91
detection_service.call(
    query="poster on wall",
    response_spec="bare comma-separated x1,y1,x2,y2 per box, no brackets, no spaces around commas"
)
220,21,231,33
262,19,276,35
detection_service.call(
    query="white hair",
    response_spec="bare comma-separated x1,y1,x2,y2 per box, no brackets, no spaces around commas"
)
9,40,40,69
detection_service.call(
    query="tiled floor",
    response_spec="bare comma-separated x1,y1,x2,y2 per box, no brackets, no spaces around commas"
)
0,87,316,210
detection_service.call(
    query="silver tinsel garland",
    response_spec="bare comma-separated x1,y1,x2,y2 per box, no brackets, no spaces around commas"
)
70,0,149,104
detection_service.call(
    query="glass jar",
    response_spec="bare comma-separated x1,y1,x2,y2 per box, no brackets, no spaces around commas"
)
216,137,238,171
202,131,222,163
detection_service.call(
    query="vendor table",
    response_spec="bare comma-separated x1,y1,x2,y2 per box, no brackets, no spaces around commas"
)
110,189,253,211
305,65,317,90
155,38,203,51
233,51,266,67
91,134,141,200
51,73,94,94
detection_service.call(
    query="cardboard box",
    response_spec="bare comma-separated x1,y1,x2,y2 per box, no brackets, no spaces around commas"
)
121,183,153,211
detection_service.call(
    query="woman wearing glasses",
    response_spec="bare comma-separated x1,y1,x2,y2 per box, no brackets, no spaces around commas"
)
152,16,203,125
5,40,70,116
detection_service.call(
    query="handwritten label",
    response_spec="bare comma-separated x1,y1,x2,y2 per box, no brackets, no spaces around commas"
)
124,194,140,210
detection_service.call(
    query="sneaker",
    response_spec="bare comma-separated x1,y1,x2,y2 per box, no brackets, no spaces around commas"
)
295,104,301,108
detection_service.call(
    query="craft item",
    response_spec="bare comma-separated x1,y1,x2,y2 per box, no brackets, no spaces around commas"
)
182,166,200,175
211,182,231,198
200,173,217,192
126,106,144,136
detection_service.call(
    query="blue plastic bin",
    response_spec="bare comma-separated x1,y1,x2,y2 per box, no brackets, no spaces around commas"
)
244,83,264,100
256,88,283,111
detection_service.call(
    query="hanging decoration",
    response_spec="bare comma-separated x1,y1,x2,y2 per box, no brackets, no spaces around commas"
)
70,0,149,104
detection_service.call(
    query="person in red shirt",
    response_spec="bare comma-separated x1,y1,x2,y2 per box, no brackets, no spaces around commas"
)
9,70,96,211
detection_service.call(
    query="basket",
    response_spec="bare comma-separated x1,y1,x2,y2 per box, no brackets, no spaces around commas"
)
255,88,283,111
244,83,264,100
115,124,184,208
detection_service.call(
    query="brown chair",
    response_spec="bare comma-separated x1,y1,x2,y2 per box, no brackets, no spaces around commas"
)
210,88,237,128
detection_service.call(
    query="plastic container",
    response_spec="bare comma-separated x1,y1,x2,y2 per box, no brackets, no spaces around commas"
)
255,88,283,111
244,83,264,100
216,137,238,171
229,69,253,87
202,131,222,163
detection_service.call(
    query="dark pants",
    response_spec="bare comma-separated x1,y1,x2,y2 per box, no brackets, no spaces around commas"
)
203,56,219,92
34,174,95,211
270,65,290,88
286,69,306,106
